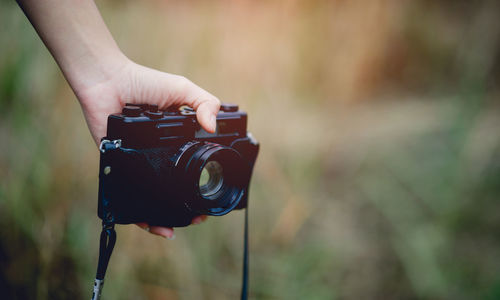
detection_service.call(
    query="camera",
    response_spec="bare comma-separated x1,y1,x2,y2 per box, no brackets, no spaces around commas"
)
97,103,259,227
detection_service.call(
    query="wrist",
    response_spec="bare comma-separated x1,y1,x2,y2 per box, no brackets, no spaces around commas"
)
61,48,130,97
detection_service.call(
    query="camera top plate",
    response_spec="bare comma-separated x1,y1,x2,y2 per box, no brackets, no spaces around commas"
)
106,103,248,148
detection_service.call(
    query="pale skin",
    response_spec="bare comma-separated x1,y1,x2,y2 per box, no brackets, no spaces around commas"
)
16,0,217,238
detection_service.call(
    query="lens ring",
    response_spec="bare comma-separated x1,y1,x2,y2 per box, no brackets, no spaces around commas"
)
176,142,247,215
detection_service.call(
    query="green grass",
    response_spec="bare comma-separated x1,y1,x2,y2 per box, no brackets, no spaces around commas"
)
1,1,499,299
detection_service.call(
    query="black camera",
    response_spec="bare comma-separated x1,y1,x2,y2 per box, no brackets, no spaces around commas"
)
97,103,259,227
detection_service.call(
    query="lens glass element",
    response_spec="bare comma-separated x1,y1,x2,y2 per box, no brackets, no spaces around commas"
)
199,161,224,197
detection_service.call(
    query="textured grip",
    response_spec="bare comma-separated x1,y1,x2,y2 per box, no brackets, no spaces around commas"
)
98,144,194,227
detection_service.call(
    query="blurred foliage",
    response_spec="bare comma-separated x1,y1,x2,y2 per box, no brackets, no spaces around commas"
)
1,0,500,299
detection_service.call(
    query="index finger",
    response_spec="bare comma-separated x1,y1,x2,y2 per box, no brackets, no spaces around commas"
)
175,78,220,133
195,99,220,133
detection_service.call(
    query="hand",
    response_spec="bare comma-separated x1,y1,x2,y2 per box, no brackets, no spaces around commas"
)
76,58,219,238
75,59,220,144
16,0,218,238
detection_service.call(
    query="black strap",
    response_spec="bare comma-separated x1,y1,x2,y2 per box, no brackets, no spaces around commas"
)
97,222,117,280
91,222,117,300
91,201,248,299
241,207,249,300
91,216,247,299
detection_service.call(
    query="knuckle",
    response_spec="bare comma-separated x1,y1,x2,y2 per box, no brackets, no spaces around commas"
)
204,97,221,107
175,75,192,90
199,97,220,111
173,75,220,110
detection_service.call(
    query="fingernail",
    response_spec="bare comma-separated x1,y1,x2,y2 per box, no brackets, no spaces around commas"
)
166,234,176,240
210,114,216,132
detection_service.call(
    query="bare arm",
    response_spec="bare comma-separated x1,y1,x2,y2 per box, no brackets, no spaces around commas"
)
16,0,217,237
17,0,126,92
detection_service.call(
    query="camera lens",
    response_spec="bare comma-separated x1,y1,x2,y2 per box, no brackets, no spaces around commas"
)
175,142,247,216
199,161,224,197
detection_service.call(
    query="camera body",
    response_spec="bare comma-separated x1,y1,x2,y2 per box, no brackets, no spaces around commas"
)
98,103,259,227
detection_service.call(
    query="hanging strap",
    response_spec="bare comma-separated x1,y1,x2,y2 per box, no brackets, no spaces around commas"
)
89,212,248,299
241,207,249,300
91,221,117,300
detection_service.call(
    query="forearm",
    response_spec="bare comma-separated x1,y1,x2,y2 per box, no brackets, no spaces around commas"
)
17,0,220,148
16,0,128,94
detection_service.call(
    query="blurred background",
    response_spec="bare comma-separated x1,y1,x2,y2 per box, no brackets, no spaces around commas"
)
1,0,500,299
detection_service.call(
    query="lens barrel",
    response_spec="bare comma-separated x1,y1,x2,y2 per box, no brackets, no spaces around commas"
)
175,142,246,216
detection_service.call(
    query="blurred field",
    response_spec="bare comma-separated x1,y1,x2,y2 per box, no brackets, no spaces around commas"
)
1,0,500,299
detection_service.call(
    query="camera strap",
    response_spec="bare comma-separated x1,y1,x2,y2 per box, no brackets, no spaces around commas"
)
241,207,249,300
90,213,249,300
91,139,120,300
91,221,117,300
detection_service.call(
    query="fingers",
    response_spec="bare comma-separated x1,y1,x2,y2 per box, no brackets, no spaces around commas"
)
135,216,207,239
125,67,221,133
191,215,208,225
150,226,175,240
136,223,150,231
195,99,220,133
177,76,220,133
136,223,175,239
